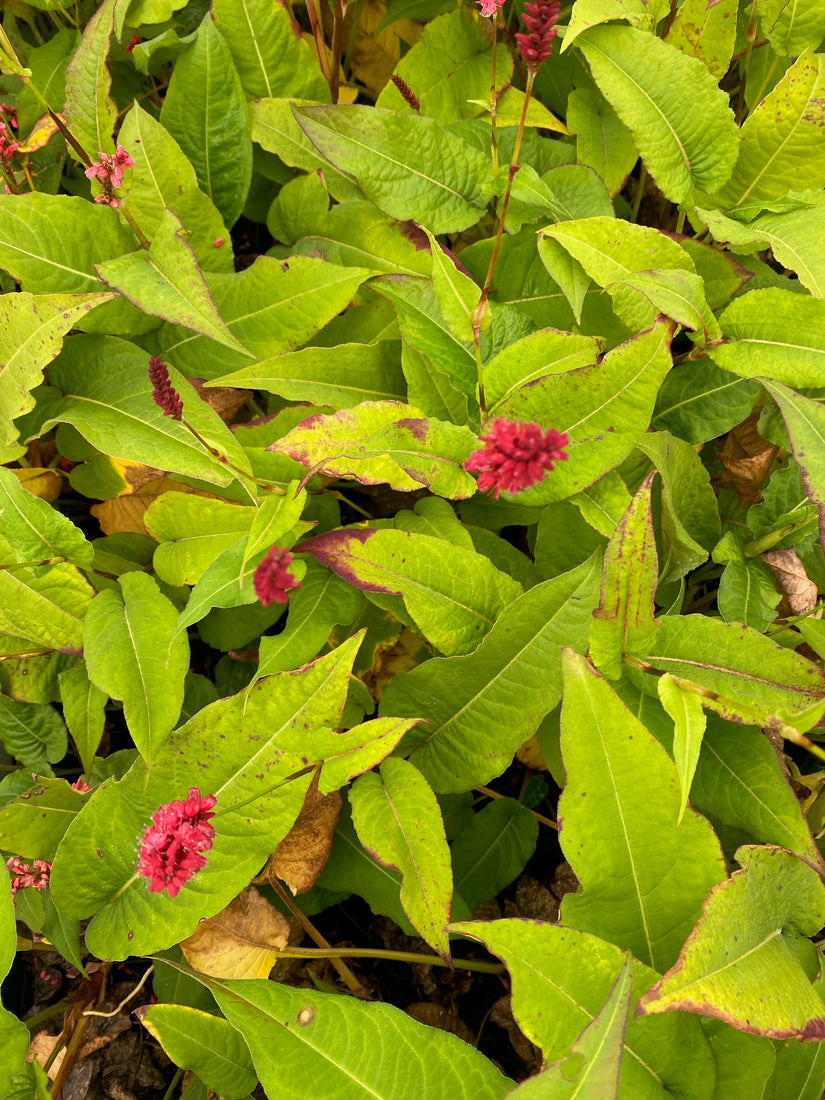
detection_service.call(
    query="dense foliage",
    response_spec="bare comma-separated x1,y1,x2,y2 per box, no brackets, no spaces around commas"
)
1,0,825,1095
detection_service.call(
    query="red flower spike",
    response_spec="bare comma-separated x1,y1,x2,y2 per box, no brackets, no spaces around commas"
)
389,73,420,111
254,546,302,607
6,856,51,901
476,0,505,15
515,0,561,72
464,418,568,499
137,787,217,898
148,356,184,420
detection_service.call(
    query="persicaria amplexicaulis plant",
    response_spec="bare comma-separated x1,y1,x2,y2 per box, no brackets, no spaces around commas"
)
84,145,134,207
6,857,50,901
464,419,569,498
148,355,184,420
254,545,302,606
137,788,217,898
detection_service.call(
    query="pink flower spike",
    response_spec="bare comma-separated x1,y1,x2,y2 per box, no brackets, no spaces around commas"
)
148,356,184,420
476,0,504,15
254,546,302,607
464,418,569,499
515,0,561,72
6,856,51,901
137,787,217,898
71,778,89,792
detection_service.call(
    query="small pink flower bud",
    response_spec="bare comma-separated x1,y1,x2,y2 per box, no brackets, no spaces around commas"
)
254,546,302,606
464,418,569,499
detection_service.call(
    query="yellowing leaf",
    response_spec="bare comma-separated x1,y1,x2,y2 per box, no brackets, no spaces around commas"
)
349,0,422,97
11,468,62,503
180,887,290,979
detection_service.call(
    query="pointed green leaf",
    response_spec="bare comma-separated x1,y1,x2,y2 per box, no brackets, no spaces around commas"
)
711,531,781,631
590,473,659,680
146,494,259,587
664,0,737,79
207,973,513,1099
58,663,106,775
0,292,114,462
379,556,600,791
566,87,637,198
450,920,716,1099
616,269,719,340
293,104,492,234
0,864,29,1086
485,328,602,415
571,471,631,537
0,465,92,567
423,227,487,342
451,798,538,910
563,0,668,46
638,846,825,1039
652,360,760,445
313,718,419,793
711,288,825,385
559,651,725,971
95,211,249,354
575,26,738,203
756,0,825,56
762,379,825,539
0,560,92,655
657,673,707,826
84,572,189,765
351,758,452,957
304,527,521,656
0,696,67,773
63,0,116,156
160,15,252,226
141,1004,257,1098
0,776,85,860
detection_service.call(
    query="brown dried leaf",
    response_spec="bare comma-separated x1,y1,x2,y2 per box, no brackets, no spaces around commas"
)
191,380,252,424
516,734,548,771
405,1002,475,1045
28,1032,64,1080
348,0,422,98
489,995,543,1071
718,412,779,507
761,548,818,616
180,886,290,979
91,478,204,535
268,777,342,895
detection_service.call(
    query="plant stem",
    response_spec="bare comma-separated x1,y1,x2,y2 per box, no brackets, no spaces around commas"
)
330,0,345,103
307,0,333,92
161,1067,185,1100
630,164,647,222
735,0,759,124
269,945,506,974
476,785,558,830
489,19,500,178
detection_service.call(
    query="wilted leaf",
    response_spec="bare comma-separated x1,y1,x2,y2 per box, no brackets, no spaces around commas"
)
180,887,290,979
761,548,818,617
267,776,342,895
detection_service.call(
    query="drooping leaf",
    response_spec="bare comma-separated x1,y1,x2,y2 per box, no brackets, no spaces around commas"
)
657,673,706,826
762,379,825,543
0,696,67,774
652,360,760,445
0,465,92,567
63,0,116,157
638,846,825,1039
712,530,782,631
559,651,726,972
146,494,259,587
711,288,825,385
350,758,452,958
566,86,637,197
484,327,602,415
0,776,85,860
380,555,600,791
58,664,106,776
450,798,538,911
664,0,737,78
0,559,92,655
140,1004,257,1099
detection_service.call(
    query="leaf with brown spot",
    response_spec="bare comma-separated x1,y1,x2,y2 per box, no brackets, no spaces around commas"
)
267,777,342,895
718,411,779,507
761,548,818,617
180,887,290,980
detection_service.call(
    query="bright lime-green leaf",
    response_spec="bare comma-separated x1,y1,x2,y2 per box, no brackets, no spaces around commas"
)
712,531,781,631
638,846,825,1038
763,380,825,537
618,269,719,340
536,236,591,323
288,199,432,276
313,718,419,793
451,920,716,1099
567,87,637,197
424,228,487,343
575,26,738,203
118,104,232,274
63,0,116,157
0,776,85,860
571,470,631,537
485,328,601,415
141,1004,257,1098
0,292,114,462
0,560,92,655
380,556,600,791
293,104,492,234
271,402,478,499
0,696,67,774
664,0,737,79
58,664,106,776
451,798,538,910
711,288,825,384
160,15,251,226
84,572,189,765
351,758,452,958
559,651,725,971
0,865,30,1088
590,473,659,680
702,1023,775,1100
712,51,825,212
208,973,513,1099
50,640,361,958
756,0,825,56
146,495,258,586
657,673,706,826
0,465,92,567
213,0,328,100
563,0,668,47
95,211,249,354
763,989,825,1098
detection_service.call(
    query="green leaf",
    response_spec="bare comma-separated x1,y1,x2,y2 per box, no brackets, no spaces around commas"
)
39,335,250,488
571,470,631,537
450,920,716,1099
510,960,633,1099
0,292,114,462
0,776,84,859
118,104,232,274
756,0,825,56
210,341,407,408
763,996,825,1099
350,758,452,958
314,718,419,794
212,0,328,101
424,228,487,343
485,328,602,415
710,288,825,385
643,613,825,719
206,973,513,1099
63,0,116,157
657,673,706,826
575,26,738,203
711,531,781,631
0,560,92,655
304,527,521,656
0,695,67,773
0,465,92,567
711,51,825,212
83,572,189,765
664,0,737,79
702,1023,775,1100
559,651,725,971
51,640,362,958
762,380,825,537
638,846,825,1039
590,473,659,680
160,15,252,226
450,798,538,910
58,664,106,776
146,494,259,586
293,104,492,234
566,87,637,197
272,402,478,499
148,256,374,380
141,1005,257,1098
288,199,432,276
0,865,30,1088
379,555,600,792
652,360,760,445
95,211,249,354
493,320,676,505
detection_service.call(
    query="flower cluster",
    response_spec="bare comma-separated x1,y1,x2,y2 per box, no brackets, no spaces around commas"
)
389,73,420,111
476,0,505,17
6,856,51,901
254,545,302,606
148,356,184,420
137,787,217,898
0,103,19,164
516,0,561,72
464,418,569,498
71,778,89,792
84,145,134,207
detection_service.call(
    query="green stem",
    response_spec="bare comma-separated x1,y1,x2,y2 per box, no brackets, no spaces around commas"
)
330,0,345,103
270,945,505,974
735,0,759,124
161,1068,185,1100
0,556,66,571
489,19,500,178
